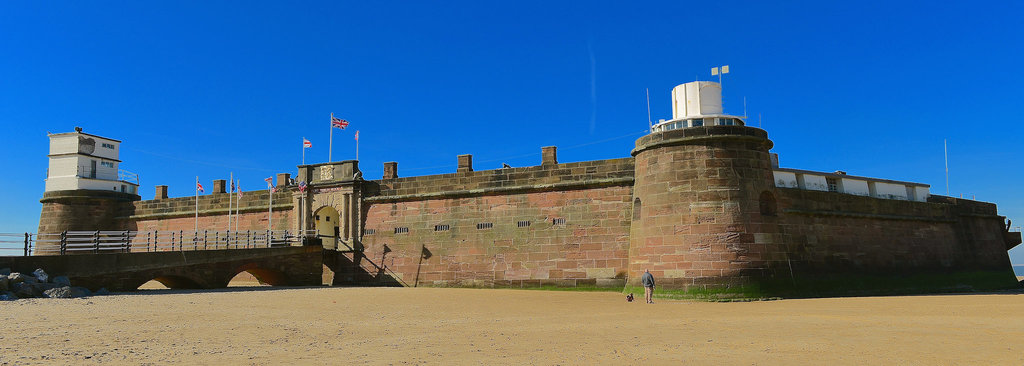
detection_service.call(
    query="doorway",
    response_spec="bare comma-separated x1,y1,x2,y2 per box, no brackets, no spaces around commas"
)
314,206,340,250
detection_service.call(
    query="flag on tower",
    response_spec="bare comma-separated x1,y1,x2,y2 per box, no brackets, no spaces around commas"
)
298,180,307,192
354,130,359,141
303,138,312,148
236,180,242,199
196,181,204,193
330,113,349,129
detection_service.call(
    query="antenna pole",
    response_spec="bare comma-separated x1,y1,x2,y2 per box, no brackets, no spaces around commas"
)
944,139,949,195
645,88,652,130
743,96,747,118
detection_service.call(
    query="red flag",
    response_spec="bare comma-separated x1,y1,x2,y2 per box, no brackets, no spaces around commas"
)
196,182,204,193
303,138,312,148
265,177,276,193
354,130,359,141
330,113,349,129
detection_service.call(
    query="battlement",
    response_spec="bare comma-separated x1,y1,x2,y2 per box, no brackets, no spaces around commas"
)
367,146,634,201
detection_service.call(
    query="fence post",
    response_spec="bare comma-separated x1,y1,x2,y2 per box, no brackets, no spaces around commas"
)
284,230,289,246
204,230,208,250
93,230,100,253
179,230,183,251
123,230,130,253
60,230,67,255
147,232,152,252
24,233,29,257
266,230,271,247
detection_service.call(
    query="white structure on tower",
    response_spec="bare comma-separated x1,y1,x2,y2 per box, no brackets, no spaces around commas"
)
44,127,139,195
651,81,746,133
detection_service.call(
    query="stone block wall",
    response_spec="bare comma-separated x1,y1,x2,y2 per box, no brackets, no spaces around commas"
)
777,188,1013,275
358,157,636,287
125,189,294,232
360,186,633,287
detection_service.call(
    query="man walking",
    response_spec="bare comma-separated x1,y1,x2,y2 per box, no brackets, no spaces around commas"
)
641,269,655,304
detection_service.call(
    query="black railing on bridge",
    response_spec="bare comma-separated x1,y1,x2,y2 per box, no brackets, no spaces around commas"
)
0,230,317,256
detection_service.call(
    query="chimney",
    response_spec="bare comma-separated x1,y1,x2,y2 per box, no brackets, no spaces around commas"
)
383,162,398,179
542,146,558,166
155,185,168,200
457,154,473,173
213,179,226,194
276,173,291,189
770,153,779,168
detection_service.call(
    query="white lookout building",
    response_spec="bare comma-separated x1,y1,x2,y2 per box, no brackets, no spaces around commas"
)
45,127,139,195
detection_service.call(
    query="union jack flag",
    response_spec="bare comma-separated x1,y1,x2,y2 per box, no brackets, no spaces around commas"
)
330,113,349,129
298,180,307,192
196,182,204,193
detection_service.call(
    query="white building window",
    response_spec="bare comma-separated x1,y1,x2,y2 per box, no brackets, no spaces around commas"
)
101,143,115,149
692,118,703,127
826,178,840,193
100,161,114,168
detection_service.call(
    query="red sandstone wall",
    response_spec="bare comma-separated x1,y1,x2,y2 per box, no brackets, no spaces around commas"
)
776,188,1012,274
123,189,294,233
132,210,292,233
359,186,633,287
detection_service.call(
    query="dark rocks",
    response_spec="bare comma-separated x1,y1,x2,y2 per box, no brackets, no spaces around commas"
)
8,272,28,285
32,282,60,294
43,286,92,299
13,282,39,298
44,286,73,298
32,268,49,283
2,268,108,300
0,268,10,276
52,276,71,286
71,287,91,297
94,288,110,296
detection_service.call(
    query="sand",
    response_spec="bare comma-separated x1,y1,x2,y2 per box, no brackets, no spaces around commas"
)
2,287,1024,365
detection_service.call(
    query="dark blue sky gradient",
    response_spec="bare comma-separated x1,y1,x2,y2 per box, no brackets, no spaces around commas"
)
2,1,1023,260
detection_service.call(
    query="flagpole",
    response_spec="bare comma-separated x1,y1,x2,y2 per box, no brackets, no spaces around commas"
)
195,176,199,234
356,132,359,161
302,137,305,165
227,172,233,234
268,179,273,234
232,179,237,230
329,113,334,162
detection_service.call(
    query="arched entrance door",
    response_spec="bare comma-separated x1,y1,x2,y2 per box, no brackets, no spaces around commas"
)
314,206,340,250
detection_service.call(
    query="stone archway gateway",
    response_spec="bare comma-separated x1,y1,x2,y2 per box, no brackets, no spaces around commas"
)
292,160,364,252
313,205,340,250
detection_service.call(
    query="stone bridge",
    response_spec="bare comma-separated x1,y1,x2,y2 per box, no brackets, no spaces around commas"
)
0,246,323,291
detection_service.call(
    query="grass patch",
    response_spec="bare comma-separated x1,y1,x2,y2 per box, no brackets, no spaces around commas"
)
622,270,1021,301
515,285,623,293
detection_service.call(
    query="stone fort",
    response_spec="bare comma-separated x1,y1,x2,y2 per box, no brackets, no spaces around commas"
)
37,81,1021,296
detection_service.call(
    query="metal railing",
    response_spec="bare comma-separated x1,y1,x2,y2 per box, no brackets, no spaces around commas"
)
0,233,32,256
1,230,317,256
118,169,139,185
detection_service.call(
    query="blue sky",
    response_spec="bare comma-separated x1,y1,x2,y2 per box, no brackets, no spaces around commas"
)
1,1,1023,260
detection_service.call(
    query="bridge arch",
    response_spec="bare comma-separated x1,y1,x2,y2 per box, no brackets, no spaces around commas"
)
227,263,290,287
135,274,206,290
314,205,341,250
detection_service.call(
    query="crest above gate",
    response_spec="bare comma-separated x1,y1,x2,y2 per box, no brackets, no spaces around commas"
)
297,160,361,187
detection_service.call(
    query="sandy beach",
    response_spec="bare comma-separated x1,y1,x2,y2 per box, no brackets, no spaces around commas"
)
1,287,1023,365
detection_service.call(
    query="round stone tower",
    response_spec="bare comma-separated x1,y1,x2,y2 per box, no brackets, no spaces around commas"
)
628,81,783,293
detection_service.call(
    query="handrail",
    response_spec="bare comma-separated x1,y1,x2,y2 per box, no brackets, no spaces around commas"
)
0,229,318,256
